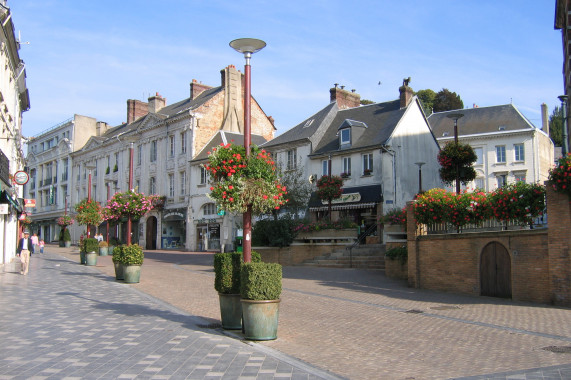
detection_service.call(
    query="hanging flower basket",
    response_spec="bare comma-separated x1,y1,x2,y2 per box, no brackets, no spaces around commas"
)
437,142,477,186
549,153,571,198
57,215,75,227
20,215,32,226
206,143,288,214
75,199,103,226
103,190,159,223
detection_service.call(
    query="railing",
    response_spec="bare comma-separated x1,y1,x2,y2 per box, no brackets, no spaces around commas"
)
345,223,377,268
425,213,548,234
44,177,52,186
30,117,73,139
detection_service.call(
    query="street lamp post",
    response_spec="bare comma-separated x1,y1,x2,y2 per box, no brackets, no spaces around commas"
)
414,162,425,194
105,179,113,244
121,135,139,245
85,164,96,237
230,37,266,263
559,95,569,156
446,113,464,194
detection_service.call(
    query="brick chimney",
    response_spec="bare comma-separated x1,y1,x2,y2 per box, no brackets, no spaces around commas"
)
399,78,414,108
96,121,108,136
127,99,148,124
330,85,361,109
541,103,549,136
148,92,166,113
220,65,243,133
190,79,212,100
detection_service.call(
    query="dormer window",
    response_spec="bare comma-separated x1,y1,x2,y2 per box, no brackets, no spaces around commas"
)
340,128,351,145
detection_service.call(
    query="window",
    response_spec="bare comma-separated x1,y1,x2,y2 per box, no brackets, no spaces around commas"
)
200,166,208,185
168,174,174,197
496,146,506,163
514,173,526,182
343,157,351,176
150,141,157,162
149,177,156,194
514,144,524,162
362,153,373,175
340,129,351,145
137,145,142,166
180,171,186,195
115,152,119,166
322,160,329,176
474,147,483,165
203,203,216,216
474,177,485,190
496,174,507,188
180,132,187,154
135,180,140,192
287,149,297,170
62,159,68,181
169,135,175,157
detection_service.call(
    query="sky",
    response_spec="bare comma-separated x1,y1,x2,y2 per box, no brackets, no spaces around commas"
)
7,1,564,139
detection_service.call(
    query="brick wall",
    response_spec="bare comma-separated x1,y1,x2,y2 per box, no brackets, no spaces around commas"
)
406,186,570,305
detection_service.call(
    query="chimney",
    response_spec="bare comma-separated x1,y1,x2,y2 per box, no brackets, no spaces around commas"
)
190,79,212,100
96,121,108,136
220,65,243,133
330,84,361,110
148,92,166,113
541,103,549,135
399,77,414,108
127,99,148,124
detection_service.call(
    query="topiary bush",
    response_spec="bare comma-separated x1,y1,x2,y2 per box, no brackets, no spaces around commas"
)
83,238,99,253
240,262,282,301
121,244,144,265
214,251,261,294
112,245,124,264
252,218,296,247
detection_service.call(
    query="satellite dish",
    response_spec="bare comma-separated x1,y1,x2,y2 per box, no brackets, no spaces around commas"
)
308,174,316,184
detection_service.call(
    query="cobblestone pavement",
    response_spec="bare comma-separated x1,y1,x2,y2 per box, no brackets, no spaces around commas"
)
5,245,571,380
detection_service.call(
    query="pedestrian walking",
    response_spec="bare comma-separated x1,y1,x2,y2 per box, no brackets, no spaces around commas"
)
17,231,33,275
96,233,103,242
39,240,45,253
31,232,39,255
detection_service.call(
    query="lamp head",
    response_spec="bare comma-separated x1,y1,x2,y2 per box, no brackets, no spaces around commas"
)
446,113,464,121
230,38,266,54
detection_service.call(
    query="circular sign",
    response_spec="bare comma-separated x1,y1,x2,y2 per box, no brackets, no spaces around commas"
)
14,171,29,185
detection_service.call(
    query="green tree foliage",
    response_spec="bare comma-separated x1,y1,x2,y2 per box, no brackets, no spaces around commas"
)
276,161,313,218
415,89,437,116
360,99,374,105
549,105,564,147
433,88,464,112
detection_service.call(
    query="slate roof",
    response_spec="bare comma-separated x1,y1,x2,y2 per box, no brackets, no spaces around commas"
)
428,104,536,139
191,131,269,162
261,102,337,147
311,99,403,155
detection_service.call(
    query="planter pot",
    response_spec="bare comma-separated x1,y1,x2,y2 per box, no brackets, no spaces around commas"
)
241,299,280,341
123,264,141,283
114,262,124,280
218,293,242,330
79,251,86,265
85,251,98,266
65,241,71,248
59,241,65,247
99,247,109,256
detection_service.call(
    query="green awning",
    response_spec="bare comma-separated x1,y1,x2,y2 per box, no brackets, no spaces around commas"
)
0,190,22,212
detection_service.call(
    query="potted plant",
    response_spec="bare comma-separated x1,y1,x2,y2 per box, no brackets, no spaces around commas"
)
112,245,124,280
121,244,144,283
214,251,261,330
549,153,571,198
57,215,74,247
83,238,99,266
240,261,282,340
99,240,109,256
62,228,72,247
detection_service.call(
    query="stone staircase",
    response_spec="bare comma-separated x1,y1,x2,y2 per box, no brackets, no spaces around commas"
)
299,244,386,270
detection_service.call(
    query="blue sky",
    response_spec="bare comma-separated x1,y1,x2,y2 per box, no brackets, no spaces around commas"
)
8,1,563,138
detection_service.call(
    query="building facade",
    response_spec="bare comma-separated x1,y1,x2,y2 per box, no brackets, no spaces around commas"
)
555,0,571,154
428,104,554,192
0,1,29,266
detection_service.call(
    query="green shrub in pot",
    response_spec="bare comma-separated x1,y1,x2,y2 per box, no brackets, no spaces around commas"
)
240,262,282,301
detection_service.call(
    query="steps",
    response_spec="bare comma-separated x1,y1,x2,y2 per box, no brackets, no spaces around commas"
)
300,244,386,270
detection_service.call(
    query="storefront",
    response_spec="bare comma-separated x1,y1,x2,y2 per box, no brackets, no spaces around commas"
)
161,208,186,249
195,218,221,251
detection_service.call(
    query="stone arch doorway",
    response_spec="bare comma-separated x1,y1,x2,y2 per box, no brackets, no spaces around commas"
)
480,242,512,298
146,216,157,250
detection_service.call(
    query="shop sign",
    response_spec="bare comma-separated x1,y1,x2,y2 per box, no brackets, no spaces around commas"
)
195,217,218,224
14,171,29,185
163,208,186,220
321,192,361,205
0,150,9,185
24,199,36,208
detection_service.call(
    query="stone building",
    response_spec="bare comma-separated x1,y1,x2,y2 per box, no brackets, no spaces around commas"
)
0,1,29,265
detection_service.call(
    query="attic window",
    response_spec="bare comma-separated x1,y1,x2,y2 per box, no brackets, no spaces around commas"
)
304,119,314,128
442,132,449,137
498,126,506,131
340,128,351,145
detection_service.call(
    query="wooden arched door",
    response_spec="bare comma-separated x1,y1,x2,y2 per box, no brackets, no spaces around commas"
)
146,216,157,250
480,242,511,298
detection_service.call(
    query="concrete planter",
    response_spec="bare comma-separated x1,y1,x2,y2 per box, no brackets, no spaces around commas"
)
99,247,109,256
218,293,242,330
85,252,98,266
114,262,124,280
123,265,141,283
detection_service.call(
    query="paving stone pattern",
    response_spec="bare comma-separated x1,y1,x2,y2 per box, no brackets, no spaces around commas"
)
0,253,341,380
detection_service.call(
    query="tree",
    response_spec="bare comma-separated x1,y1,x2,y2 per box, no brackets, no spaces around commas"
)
437,142,477,190
360,99,374,105
416,89,437,116
549,105,564,147
276,161,313,219
316,175,344,221
433,88,464,112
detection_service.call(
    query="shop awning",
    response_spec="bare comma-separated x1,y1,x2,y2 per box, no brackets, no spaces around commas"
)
0,190,22,212
308,184,383,212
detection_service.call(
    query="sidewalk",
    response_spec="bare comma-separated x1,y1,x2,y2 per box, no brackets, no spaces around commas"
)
3,245,571,379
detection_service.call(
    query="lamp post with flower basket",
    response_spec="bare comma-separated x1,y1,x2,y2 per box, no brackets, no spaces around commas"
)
57,215,74,247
